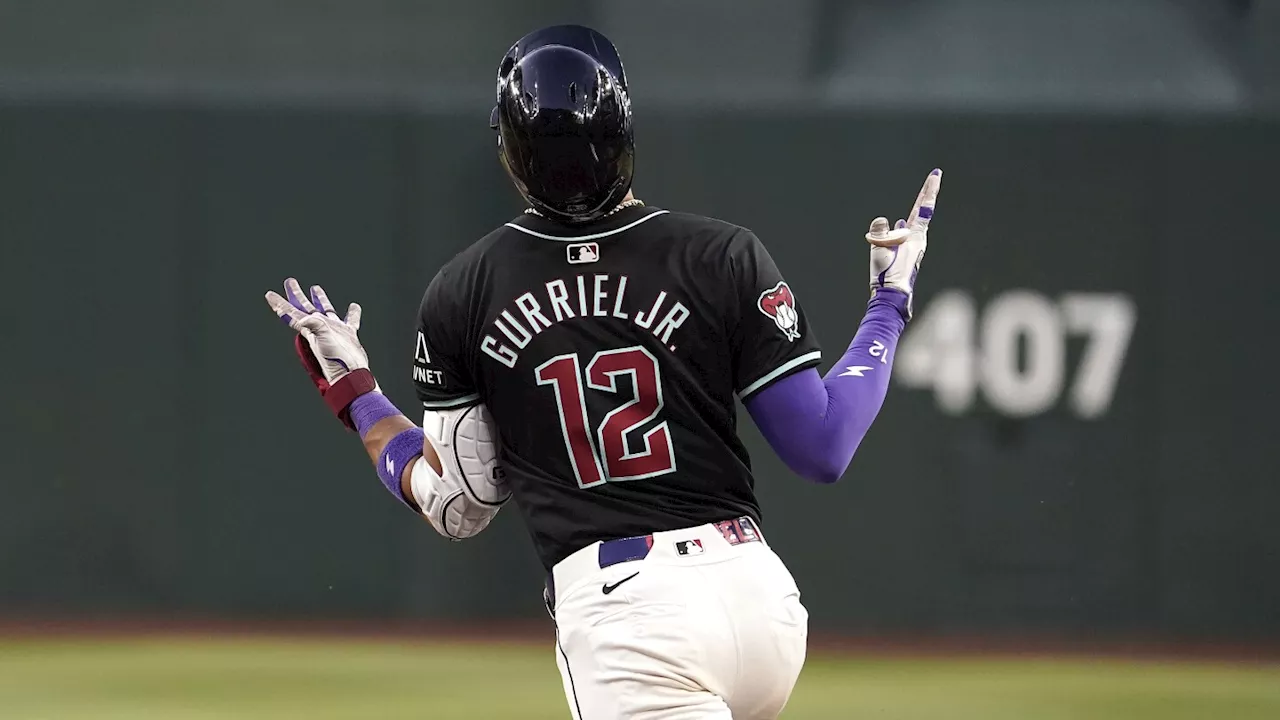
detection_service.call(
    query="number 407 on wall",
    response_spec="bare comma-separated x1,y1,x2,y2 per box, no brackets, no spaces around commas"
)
896,290,1136,419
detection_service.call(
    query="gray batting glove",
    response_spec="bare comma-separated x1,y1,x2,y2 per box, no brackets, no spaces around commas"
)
265,278,370,385
866,168,942,320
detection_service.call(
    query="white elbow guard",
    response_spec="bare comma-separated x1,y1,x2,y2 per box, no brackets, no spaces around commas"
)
410,403,510,540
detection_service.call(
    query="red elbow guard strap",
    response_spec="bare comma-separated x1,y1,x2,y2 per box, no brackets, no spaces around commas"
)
325,369,378,431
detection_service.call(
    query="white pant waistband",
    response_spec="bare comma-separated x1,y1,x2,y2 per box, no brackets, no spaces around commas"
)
548,517,767,607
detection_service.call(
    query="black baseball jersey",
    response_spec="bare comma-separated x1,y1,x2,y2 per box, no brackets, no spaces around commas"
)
412,204,822,570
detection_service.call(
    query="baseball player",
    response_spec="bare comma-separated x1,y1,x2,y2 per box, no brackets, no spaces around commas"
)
265,24,940,720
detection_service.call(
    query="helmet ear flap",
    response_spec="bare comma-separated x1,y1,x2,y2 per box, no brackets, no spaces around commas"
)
491,105,505,153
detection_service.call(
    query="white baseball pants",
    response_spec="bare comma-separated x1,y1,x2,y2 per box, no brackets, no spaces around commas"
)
548,521,808,719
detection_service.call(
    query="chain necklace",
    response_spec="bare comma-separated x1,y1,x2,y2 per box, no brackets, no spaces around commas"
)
524,198,645,218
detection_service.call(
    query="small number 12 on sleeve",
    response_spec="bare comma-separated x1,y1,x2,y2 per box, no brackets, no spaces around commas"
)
535,345,677,488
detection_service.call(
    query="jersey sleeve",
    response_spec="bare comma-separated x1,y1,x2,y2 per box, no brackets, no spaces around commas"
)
728,231,823,400
413,267,480,410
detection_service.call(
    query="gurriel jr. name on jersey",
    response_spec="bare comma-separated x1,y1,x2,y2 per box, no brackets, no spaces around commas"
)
480,273,690,369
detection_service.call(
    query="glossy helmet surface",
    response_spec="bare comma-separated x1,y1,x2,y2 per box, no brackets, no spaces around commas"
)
490,25,634,225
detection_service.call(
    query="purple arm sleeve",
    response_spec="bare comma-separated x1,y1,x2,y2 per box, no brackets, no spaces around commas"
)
744,290,908,484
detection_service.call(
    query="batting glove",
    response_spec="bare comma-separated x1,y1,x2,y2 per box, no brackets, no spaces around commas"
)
266,278,376,430
866,168,942,320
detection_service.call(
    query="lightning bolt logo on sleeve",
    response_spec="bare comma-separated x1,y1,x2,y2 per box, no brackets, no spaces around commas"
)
838,366,874,378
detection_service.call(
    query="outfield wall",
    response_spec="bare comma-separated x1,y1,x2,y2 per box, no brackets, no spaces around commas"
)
2,104,1276,641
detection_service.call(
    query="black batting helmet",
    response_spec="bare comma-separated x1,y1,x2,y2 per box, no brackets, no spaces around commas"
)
490,25,634,225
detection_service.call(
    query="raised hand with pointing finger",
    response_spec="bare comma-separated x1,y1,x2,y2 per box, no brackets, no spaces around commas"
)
866,168,942,320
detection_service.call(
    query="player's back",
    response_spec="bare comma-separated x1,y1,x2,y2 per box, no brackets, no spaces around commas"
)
412,204,821,569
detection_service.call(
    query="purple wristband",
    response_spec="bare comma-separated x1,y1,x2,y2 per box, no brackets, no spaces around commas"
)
350,392,401,439
377,427,426,508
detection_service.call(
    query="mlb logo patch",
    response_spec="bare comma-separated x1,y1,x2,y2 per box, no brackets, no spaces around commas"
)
675,539,704,556
567,242,600,264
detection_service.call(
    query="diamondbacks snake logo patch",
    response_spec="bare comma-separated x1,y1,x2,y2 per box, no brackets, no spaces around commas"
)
757,281,801,342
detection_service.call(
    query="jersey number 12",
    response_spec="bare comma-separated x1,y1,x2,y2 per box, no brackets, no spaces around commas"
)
535,345,678,488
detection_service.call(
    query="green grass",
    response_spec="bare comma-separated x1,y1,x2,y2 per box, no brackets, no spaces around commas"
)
0,637,1276,719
